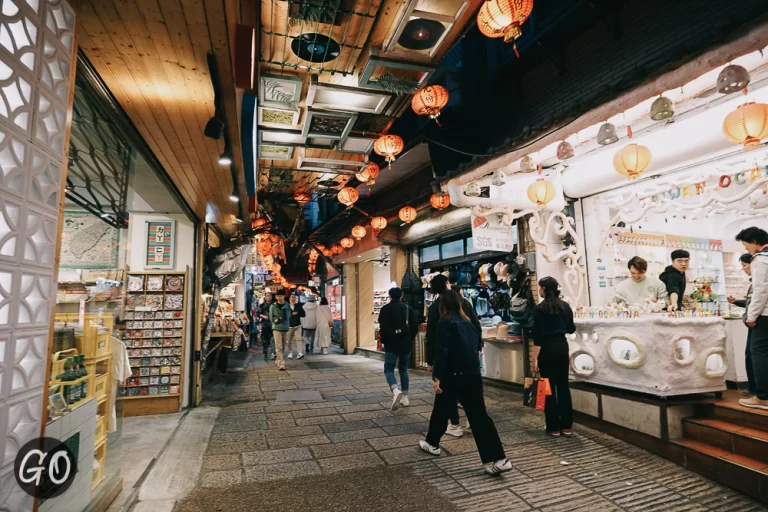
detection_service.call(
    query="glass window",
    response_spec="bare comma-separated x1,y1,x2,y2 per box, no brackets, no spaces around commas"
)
466,237,482,254
441,239,464,259
420,244,440,262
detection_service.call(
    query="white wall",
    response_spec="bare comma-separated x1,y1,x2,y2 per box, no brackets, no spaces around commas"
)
126,213,196,408
373,264,390,291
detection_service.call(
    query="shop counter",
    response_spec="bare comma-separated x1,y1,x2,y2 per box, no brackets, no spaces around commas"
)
569,316,727,396
482,338,525,385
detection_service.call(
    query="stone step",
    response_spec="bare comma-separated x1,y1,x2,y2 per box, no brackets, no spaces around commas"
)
694,398,768,433
684,418,768,464
672,438,768,502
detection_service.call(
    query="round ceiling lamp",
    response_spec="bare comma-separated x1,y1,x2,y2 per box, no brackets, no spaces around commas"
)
650,96,674,121
723,102,768,150
370,216,388,231
613,144,652,180
351,225,367,240
337,186,359,207
374,135,404,169
411,85,449,124
291,33,341,63
399,206,417,224
430,193,451,210
340,237,354,249
717,64,751,95
331,244,343,255
477,0,534,44
597,122,619,145
527,178,555,208
557,141,574,160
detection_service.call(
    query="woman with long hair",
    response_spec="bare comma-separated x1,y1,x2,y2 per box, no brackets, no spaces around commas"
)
532,277,576,437
315,297,333,354
419,289,511,475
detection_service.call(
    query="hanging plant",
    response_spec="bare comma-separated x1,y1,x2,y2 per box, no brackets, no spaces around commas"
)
289,0,342,27
264,81,297,110
376,72,419,96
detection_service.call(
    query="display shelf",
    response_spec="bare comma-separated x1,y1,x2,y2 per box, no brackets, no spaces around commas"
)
118,268,188,414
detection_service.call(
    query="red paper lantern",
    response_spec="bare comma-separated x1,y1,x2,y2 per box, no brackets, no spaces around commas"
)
331,245,343,255
337,186,359,207
356,162,380,185
294,190,311,206
399,206,417,224
370,216,388,231
477,0,534,44
412,85,449,123
430,193,451,210
340,237,354,249
351,225,367,240
374,135,404,168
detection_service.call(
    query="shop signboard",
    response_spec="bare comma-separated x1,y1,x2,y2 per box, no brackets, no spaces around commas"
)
145,220,176,269
471,212,516,252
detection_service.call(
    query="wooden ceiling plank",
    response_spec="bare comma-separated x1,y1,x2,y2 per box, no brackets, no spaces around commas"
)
79,2,206,217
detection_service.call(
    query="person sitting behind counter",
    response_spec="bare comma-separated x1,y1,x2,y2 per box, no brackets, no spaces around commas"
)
614,256,668,308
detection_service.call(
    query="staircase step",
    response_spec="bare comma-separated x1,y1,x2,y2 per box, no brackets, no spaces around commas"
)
695,400,768,433
672,439,768,501
684,418,768,464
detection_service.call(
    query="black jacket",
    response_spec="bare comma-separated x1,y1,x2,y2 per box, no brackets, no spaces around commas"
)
426,298,482,365
533,302,576,347
259,301,272,327
432,313,482,382
659,265,686,309
378,300,419,353
288,302,305,327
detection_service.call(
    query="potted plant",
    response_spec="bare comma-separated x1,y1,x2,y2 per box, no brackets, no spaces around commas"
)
289,0,347,27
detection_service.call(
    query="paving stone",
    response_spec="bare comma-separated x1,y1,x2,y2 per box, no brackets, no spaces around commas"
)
373,414,427,427
310,440,373,459
209,431,266,445
266,404,309,413
295,415,344,426
206,439,268,453
201,469,242,487
335,403,385,414
244,461,321,482
266,427,325,439
382,422,429,436
394,404,433,416
341,410,393,421
321,419,377,433
292,407,338,418
267,434,331,449
378,446,439,465
242,447,313,466
265,412,296,420
366,434,425,451
276,390,323,401
217,408,266,418
211,419,268,434
318,452,385,472
266,419,298,429
201,454,241,470
326,428,389,443
440,438,479,456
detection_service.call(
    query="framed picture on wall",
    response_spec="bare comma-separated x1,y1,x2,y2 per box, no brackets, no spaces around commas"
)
145,220,176,269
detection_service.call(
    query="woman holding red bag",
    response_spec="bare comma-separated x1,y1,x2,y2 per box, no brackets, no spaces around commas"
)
532,277,576,438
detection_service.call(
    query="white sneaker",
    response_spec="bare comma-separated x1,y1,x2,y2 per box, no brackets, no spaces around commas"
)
287,353,293,360
297,353,304,359
485,459,512,476
271,354,276,360
322,348,328,354
391,388,404,411
401,396,410,407
419,440,441,456
446,424,464,438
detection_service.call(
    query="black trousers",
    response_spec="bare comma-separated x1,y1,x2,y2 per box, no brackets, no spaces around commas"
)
426,374,505,464
751,317,768,400
538,343,573,431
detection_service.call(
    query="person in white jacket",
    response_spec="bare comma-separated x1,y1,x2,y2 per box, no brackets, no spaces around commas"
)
302,295,319,354
736,227,768,410
315,297,333,354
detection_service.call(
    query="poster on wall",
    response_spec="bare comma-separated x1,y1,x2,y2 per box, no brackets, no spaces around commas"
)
471,212,516,252
145,220,176,269
60,212,120,269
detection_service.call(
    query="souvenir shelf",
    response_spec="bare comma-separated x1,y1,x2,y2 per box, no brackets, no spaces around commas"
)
373,290,388,324
119,268,188,416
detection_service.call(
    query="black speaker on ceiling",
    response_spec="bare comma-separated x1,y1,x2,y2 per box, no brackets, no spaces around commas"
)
204,117,225,139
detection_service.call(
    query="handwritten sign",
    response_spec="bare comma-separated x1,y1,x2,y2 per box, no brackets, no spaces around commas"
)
471,212,516,252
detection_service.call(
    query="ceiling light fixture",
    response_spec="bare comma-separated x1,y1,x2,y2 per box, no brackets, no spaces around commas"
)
229,187,239,202
219,150,233,166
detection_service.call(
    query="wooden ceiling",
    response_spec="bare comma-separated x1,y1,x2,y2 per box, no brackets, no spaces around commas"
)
77,0,246,235
256,0,482,198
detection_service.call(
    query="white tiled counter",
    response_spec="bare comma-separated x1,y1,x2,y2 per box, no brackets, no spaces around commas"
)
482,339,525,385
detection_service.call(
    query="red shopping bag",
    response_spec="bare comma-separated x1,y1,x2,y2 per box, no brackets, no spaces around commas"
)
535,377,552,411
523,374,552,411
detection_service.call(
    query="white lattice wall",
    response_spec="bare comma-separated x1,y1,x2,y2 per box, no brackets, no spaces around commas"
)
0,0,75,510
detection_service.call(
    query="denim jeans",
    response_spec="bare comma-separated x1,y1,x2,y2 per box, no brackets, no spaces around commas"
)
384,351,411,391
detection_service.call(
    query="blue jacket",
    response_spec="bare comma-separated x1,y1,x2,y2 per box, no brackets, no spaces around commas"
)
432,312,481,382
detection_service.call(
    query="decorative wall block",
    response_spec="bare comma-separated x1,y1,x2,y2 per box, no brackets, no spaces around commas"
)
0,334,7,399
0,271,14,328
42,0,73,55
0,193,22,261
33,88,66,156
0,131,28,197
0,464,33,512
0,1,39,74
0,64,33,134
39,34,69,103
27,147,58,210
22,208,55,266
9,332,46,395
3,393,41,468
16,271,52,326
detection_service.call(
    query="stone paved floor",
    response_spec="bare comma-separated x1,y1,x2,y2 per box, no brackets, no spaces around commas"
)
174,353,767,511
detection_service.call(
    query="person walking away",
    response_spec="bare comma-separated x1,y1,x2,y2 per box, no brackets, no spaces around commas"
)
287,294,305,360
425,274,482,437
532,277,576,437
660,250,690,312
269,292,291,371
315,297,333,354
614,256,668,307
728,253,754,396
259,292,274,360
379,288,419,411
736,227,768,410
302,295,319,354
419,289,511,475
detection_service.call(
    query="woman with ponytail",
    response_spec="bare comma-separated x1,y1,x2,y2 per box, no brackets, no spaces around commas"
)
532,277,576,437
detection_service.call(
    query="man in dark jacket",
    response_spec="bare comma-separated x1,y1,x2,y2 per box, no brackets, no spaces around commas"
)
259,292,274,360
659,249,689,312
425,274,482,437
287,293,305,360
379,288,419,411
